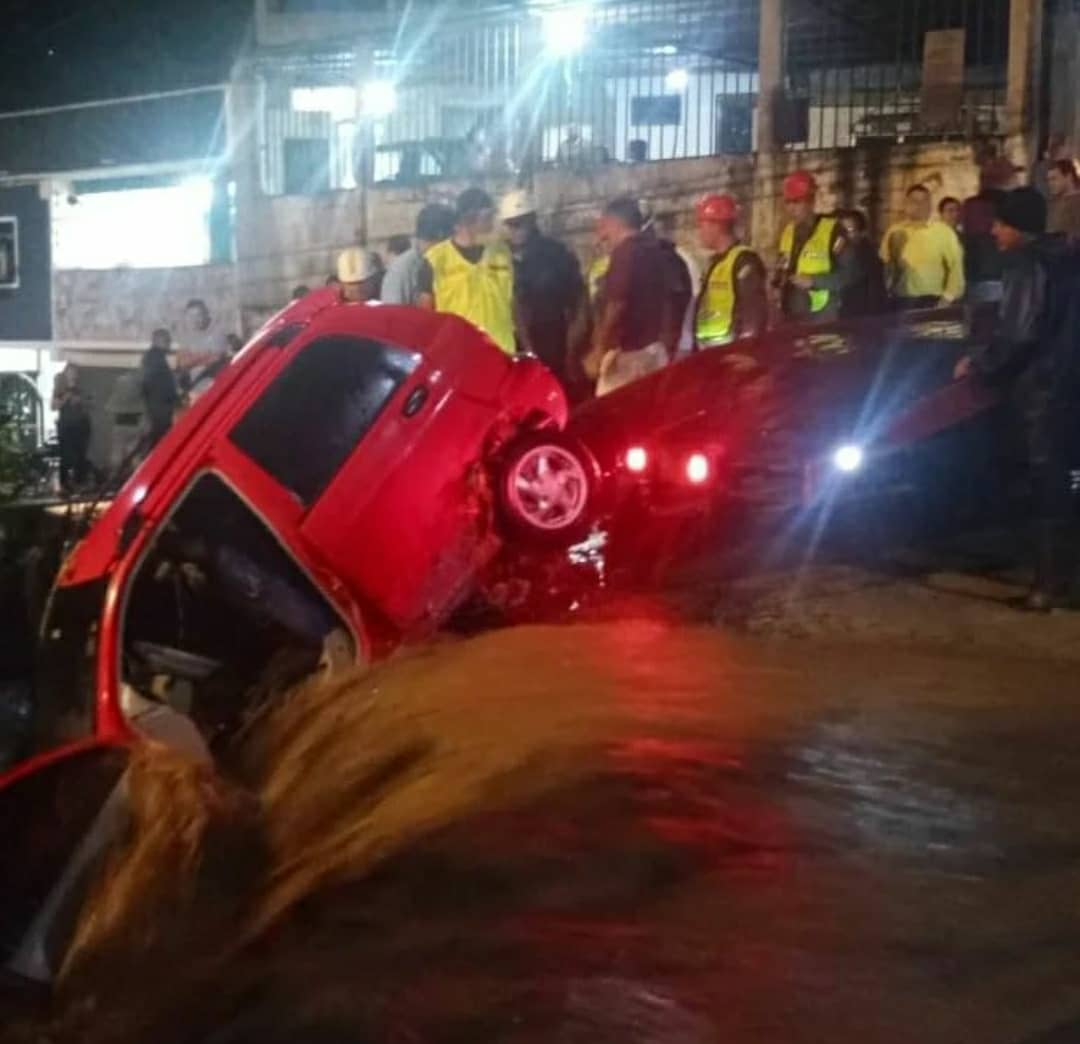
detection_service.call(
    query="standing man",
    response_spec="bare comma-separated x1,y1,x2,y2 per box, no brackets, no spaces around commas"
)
337,247,383,304
499,189,585,388
417,187,516,355
587,197,674,396
837,209,888,317
1046,159,1080,241
954,188,1079,611
381,203,454,306
694,193,767,348
774,170,853,322
51,363,92,492
141,327,179,450
880,184,965,309
177,298,228,405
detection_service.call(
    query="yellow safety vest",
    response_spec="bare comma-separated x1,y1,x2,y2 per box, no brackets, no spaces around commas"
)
696,244,751,348
779,216,837,315
587,254,610,305
425,239,515,354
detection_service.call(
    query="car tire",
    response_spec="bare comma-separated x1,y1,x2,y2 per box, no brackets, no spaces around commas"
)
497,431,597,544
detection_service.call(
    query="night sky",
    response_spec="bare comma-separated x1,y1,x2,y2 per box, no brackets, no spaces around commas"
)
0,0,252,111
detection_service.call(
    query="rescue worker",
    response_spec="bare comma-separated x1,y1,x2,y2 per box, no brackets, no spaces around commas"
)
337,247,382,304
417,187,516,354
954,187,1080,611
880,184,964,309
381,203,454,306
774,170,853,322
693,193,767,348
499,188,585,387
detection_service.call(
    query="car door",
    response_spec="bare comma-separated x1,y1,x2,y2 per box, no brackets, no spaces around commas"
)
0,742,129,984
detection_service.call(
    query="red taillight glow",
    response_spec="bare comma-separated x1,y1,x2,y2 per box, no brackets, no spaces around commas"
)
626,446,648,473
686,453,710,484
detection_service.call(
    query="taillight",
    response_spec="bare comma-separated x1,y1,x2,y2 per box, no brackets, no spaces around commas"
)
686,453,709,484
626,446,648,473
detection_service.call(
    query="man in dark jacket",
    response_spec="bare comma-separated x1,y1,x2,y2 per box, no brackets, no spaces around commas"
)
141,327,179,449
954,187,1080,610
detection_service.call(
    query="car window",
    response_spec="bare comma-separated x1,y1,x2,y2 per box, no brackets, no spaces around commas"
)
229,335,421,506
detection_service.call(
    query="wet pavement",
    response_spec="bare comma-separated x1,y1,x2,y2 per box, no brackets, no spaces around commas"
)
11,598,1080,1044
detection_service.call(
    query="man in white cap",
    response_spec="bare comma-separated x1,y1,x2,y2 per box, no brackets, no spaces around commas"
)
337,247,382,304
499,188,585,390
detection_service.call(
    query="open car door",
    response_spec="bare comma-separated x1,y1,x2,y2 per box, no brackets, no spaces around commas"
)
0,741,130,986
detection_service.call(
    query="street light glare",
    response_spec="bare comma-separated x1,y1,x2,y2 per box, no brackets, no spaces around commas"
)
832,444,865,474
665,68,690,92
542,5,589,56
360,80,397,119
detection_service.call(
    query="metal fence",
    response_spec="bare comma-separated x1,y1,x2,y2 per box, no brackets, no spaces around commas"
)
252,0,1011,194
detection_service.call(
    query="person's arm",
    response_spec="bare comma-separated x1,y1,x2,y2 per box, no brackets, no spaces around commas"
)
415,258,435,310
941,226,965,303
967,259,1046,381
732,253,768,340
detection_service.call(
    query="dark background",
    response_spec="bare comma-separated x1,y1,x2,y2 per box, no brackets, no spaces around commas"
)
0,0,252,111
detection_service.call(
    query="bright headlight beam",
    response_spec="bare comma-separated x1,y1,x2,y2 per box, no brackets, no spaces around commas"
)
832,444,865,473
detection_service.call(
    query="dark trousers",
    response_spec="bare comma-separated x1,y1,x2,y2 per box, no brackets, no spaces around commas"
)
58,419,91,491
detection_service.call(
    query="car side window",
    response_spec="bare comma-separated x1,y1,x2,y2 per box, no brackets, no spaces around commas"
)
230,336,420,506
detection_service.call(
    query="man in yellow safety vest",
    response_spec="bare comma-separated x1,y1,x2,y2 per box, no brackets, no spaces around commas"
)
417,187,516,354
774,170,853,322
694,193,767,348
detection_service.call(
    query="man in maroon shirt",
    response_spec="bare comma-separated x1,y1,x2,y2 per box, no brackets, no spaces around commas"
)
587,197,688,396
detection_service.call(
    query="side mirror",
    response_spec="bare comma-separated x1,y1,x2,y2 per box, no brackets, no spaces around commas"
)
0,743,130,985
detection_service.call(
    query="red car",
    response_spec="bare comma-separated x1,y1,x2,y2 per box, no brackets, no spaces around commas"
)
565,307,995,537
0,289,597,985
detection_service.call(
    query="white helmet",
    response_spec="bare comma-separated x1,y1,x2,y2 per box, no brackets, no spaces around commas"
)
337,247,379,284
498,189,537,223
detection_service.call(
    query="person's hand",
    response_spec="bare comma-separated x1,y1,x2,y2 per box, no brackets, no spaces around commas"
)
953,355,973,381
790,274,814,290
581,344,606,381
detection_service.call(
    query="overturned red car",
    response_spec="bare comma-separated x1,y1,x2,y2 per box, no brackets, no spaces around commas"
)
0,289,599,984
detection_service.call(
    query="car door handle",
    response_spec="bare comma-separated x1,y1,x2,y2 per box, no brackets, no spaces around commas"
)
403,385,429,418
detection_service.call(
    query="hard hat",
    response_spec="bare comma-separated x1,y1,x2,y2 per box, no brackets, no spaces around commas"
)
696,193,738,225
782,170,817,202
337,247,378,284
498,189,537,223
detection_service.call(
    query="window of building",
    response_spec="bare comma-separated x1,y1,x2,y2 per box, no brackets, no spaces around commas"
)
630,94,682,127
230,336,420,505
283,138,332,195
52,179,213,270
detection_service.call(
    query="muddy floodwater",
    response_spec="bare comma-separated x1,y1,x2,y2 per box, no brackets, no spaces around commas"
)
10,617,1080,1044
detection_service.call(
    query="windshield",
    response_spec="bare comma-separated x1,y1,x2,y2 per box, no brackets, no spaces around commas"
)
27,578,105,764
121,472,350,749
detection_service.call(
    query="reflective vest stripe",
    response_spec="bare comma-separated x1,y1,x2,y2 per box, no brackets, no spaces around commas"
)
696,245,750,347
779,216,837,314
425,240,516,354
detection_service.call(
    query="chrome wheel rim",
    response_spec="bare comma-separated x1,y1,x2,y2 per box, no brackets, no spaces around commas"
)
507,445,588,531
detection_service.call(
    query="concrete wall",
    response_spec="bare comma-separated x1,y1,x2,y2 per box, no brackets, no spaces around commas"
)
53,264,241,348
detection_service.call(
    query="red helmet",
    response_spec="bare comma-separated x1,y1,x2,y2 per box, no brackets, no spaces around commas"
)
782,170,817,202
696,193,738,225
